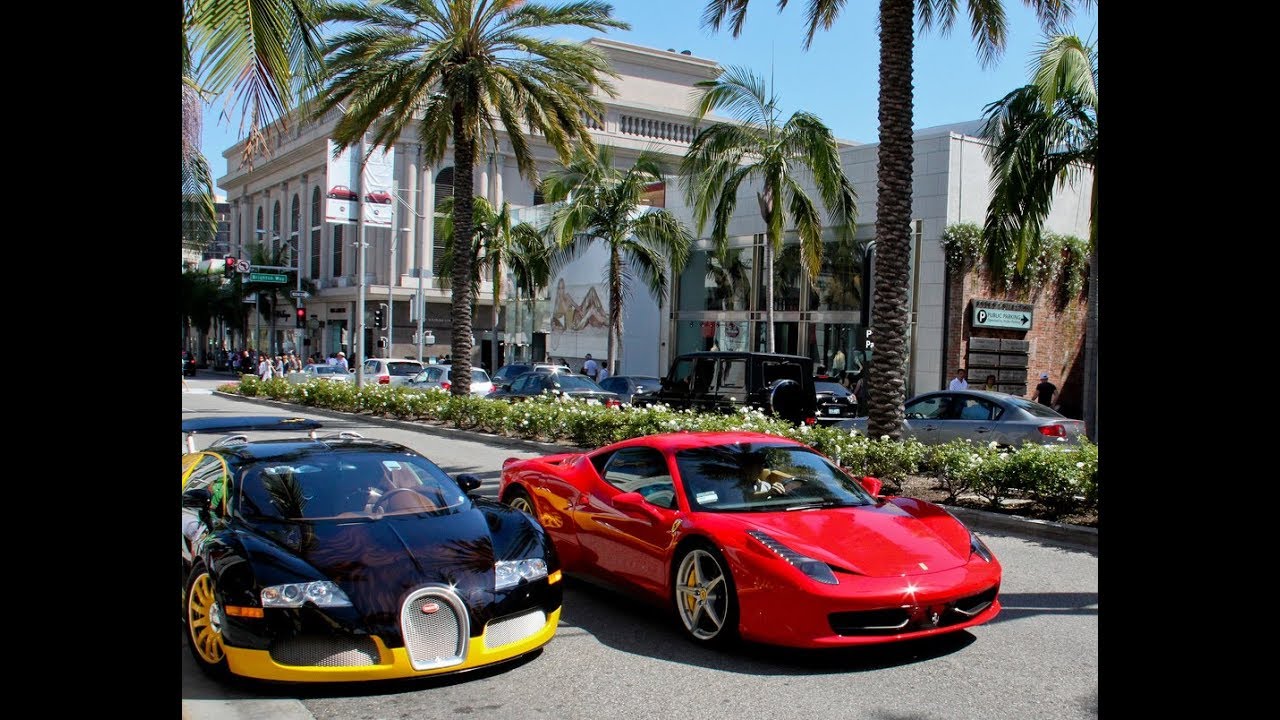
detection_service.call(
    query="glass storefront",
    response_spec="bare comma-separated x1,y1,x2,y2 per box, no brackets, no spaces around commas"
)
669,227,875,378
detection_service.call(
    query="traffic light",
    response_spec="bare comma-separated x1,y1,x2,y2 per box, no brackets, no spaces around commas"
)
374,304,387,329
224,256,236,279
296,307,306,329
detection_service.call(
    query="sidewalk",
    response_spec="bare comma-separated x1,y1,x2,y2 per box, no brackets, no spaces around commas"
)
209,390,1098,553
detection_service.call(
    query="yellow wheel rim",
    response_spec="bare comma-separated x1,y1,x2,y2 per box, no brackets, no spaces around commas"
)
187,572,225,665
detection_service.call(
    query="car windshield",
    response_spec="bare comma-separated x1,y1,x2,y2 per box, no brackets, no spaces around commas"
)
387,362,423,376
498,364,531,378
675,443,875,512
815,381,850,396
471,369,491,383
311,365,343,375
552,375,603,391
237,450,467,520
1006,396,1065,418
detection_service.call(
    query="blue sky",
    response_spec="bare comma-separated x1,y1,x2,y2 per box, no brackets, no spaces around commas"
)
199,0,1098,197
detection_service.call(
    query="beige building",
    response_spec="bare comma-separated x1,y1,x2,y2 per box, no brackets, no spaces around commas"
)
215,38,722,366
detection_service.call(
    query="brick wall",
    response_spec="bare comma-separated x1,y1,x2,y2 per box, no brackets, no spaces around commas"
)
945,265,1089,419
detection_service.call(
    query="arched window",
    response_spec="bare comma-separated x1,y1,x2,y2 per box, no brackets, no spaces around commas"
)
272,201,282,258
256,206,264,248
433,168,454,276
310,188,322,278
290,194,301,268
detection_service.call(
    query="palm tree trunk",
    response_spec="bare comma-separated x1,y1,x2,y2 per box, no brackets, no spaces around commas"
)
759,191,776,353
450,112,476,396
866,0,914,442
491,283,501,372
608,246,621,374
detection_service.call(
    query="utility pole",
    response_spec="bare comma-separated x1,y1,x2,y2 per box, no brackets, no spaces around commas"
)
355,137,367,388
387,182,397,359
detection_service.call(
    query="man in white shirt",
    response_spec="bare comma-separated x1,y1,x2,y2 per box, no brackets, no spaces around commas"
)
948,367,969,391
596,364,610,383
581,354,600,381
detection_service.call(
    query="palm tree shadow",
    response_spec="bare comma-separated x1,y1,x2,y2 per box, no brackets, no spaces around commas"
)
559,577,976,676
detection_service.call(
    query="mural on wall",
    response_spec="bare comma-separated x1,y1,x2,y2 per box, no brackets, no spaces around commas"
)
547,277,608,360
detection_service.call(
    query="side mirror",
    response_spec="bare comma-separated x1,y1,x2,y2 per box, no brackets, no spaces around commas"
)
613,491,660,519
858,476,884,497
182,487,213,509
456,473,482,493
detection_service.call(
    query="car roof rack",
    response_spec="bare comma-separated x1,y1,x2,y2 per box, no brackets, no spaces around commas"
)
182,416,324,453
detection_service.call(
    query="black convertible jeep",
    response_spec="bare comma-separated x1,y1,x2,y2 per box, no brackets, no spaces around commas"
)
634,351,817,425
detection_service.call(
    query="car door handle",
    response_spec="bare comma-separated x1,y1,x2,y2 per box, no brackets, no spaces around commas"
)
976,427,991,433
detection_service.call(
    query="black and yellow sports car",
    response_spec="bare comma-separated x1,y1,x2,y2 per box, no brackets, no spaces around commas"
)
180,416,562,683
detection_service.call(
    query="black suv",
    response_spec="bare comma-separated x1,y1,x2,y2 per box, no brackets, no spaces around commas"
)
635,351,817,425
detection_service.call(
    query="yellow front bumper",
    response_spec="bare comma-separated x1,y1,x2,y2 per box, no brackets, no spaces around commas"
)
224,607,560,683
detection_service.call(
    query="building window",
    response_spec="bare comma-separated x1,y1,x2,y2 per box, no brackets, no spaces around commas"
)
310,187,322,278
433,167,454,276
255,207,264,251
272,201,282,258
332,224,344,277
290,195,301,268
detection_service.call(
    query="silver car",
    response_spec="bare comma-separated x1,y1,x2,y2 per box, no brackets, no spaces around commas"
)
835,389,1087,447
405,366,494,396
286,363,352,384
360,358,426,387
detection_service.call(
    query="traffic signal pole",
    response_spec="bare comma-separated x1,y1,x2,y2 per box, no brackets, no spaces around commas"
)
355,138,367,388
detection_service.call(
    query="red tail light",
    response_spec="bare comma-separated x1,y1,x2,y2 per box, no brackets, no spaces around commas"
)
378,376,389,384
441,381,451,391
1037,424,1066,437
804,417,816,425
606,398,621,409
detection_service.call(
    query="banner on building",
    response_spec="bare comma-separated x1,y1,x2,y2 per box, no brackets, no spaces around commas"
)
325,140,359,224
362,146,395,227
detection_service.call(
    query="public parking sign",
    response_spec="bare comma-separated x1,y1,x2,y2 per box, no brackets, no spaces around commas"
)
972,299,1033,330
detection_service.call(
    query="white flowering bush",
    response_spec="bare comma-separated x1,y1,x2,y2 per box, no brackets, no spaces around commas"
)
216,381,1098,520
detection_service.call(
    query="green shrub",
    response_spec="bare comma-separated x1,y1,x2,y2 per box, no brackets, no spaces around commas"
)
923,440,991,502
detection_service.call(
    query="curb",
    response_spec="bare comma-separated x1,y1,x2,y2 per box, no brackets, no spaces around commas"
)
205,391,1099,552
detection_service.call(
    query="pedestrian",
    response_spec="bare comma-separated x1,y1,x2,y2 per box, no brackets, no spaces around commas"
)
581,353,599,381
1032,372,1058,407
258,354,273,381
830,348,846,380
852,373,868,416
336,351,349,372
948,367,969,391
596,364,610,383
181,356,190,392
983,374,997,391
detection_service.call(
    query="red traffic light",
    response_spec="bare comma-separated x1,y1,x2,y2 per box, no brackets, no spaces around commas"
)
224,256,237,277
296,307,307,328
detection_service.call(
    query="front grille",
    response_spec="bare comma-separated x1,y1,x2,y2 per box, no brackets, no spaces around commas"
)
400,587,468,670
829,587,998,636
484,609,546,650
268,635,380,667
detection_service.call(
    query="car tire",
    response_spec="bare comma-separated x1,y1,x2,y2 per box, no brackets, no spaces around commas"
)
184,563,231,679
504,486,537,518
672,540,739,647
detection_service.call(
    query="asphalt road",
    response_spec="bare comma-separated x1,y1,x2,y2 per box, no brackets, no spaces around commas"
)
180,377,1098,720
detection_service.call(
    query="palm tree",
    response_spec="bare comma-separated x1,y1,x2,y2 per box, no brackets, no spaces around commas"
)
436,196,544,371
506,225,557,360
313,0,627,396
980,33,1097,439
681,65,857,353
699,0,1079,440
243,240,318,352
542,147,694,376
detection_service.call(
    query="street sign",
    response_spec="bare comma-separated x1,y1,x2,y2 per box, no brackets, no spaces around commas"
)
235,259,250,273
289,290,311,299
249,273,289,284
972,299,1033,330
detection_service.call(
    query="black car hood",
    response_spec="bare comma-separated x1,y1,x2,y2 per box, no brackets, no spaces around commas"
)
241,503,548,622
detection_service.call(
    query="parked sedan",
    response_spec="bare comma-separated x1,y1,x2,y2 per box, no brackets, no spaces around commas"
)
362,358,426,387
489,372,622,407
598,375,662,405
836,389,1087,447
405,366,494,396
814,380,858,423
287,363,352,385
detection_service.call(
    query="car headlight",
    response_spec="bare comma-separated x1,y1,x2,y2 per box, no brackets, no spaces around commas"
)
261,581,353,608
748,530,838,585
495,558,548,590
969,532,994,563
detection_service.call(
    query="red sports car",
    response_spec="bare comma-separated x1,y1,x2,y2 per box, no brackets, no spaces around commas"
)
499,431,1001,648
